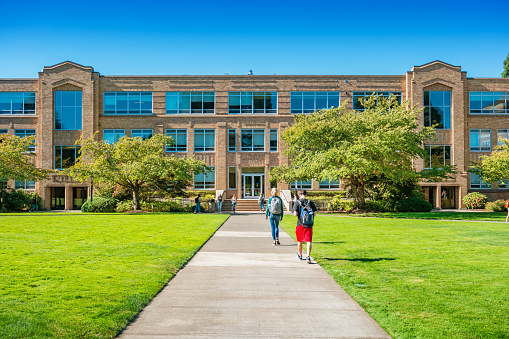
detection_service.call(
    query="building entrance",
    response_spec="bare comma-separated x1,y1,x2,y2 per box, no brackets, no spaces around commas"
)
73,187,88,210
51,187,66,210
242,174,265,199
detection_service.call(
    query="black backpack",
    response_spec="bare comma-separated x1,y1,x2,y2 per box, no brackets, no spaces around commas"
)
195,197,199,203
299,199,314,227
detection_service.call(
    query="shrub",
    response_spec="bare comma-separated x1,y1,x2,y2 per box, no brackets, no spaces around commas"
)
2,190,32,211
115,200,133,213
365,199,395,212
463,192,488,209
485,199,506,212
394,197,432,212
329,196,354,211
81,197,119,213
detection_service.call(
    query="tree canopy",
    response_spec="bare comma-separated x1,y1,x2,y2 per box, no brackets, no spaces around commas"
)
270,95,455,208
0,133,49,211
470,138,509,185
503,53,509,78
66,133,210,210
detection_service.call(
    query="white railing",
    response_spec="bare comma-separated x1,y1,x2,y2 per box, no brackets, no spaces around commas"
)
280,190,292,211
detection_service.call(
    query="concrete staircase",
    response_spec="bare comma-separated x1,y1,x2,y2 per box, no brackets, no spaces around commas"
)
222,199,262,212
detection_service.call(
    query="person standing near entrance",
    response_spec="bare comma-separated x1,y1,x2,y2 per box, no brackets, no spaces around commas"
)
265,188,283,245
258,193,265,211
217,194,223,213
293,190,317,264
194,194,202,213
231,194,237,213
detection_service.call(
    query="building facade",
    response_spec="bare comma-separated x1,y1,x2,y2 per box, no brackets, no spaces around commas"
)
1,60,508,210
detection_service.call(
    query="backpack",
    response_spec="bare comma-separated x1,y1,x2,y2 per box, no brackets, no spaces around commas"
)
299,199,314,227
195,197,199,204
269,197,282,215
505,199,509,208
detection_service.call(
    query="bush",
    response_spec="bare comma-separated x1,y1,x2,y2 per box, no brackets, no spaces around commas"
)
81,197,119,213
463,192,488,209
394,197,432,212
2,190,32,211
329,196,354,211
486,199,506,212
365,199,395,212
115,200,133,213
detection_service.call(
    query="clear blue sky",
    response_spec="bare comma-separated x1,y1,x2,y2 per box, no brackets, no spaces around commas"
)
1,0,508,78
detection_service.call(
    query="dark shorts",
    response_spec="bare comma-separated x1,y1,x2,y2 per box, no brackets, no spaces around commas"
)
296,225,313,242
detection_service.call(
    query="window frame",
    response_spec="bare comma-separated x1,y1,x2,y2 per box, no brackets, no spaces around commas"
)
54,145,81,170
424,145,452,169
470,172,491,189
352,91,402,112
423,91,451,130
269,129,278,152
469,92,508,114
228,91,278,114
241,129,265,152
194,167,215,190
15,179,36,190
166,91,215,114
131,129,153,140
194,129,215,152
290,91,340,114
497,129,509,147
14,129,36,152
54,91,82,130
103,92,153,115
291,180,312,190
0,92,36,115
470,129,491,152
228,129,237,152
165,129,187,152
228,166,237,190
103,129,125,144
319,179,340,189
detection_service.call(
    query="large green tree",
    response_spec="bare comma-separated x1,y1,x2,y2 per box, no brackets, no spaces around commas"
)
503,53,509,78
270,95,454,209
66,134,210,210
0,134,49,211
470,138,509,185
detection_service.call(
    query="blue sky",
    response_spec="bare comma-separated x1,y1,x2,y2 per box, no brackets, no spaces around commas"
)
1,0,508,78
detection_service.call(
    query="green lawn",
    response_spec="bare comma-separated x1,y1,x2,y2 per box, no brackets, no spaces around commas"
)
355,211,508,221
281,215,509,339
0,213,228,338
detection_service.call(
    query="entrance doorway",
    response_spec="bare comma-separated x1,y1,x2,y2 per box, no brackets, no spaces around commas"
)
422,187,435,209
51,187,66,210
73,187,88,210
441,186,456,209
242,174,264,198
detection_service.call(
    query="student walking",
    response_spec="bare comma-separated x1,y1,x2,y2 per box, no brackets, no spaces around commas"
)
231,194,237,213
194,194,202,213
292,190,317,264
217,194,223,213
258,193,265,211
265,188,283,245
505,199,509,223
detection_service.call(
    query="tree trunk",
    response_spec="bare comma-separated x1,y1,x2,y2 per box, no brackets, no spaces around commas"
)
132,188,141,210
353,183,366,209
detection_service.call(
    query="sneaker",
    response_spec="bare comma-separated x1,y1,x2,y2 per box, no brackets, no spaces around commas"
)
273,241,276,245
276,240,280,245
306,256,311,264
297,253,302,260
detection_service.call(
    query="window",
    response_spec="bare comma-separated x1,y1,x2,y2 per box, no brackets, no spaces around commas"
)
166,129,187,152
424,145,451,168
319,179,340,189
194,129,215,152
470,129,491,151
291,180,312,190
131,129,153,140
103,129,125,144
497,129,509,146
269,129,278,152
228,92,277,114
166,92,214,114
228,129,236,152
0,129,7,135
14,129,36,151
0,92,36,115
291,92,340,114
55,91,82,130
498,180,509,189
103,92,152,115
15,180,35,190
195,167,215,189
228,167,237,189
470,92,508,114
470,172,491,189
423,91,451,129
55,146,81,169
353,91,402,111
241,129,265,152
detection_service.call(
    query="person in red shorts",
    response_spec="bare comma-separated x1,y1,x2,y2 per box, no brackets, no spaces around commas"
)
292,189,317,264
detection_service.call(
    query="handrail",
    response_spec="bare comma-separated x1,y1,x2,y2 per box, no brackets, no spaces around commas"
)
280,190,292,211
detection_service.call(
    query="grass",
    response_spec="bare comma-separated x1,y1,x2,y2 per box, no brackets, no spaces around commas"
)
354,211,508,221
0,213,228,338
281,215,509,339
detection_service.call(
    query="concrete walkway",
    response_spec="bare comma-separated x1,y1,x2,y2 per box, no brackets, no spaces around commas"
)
118,213,391,338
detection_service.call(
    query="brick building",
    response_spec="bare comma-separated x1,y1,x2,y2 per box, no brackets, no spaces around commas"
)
1,60,508,210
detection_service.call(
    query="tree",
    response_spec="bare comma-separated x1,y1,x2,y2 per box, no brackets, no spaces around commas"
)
503,53,509,78
0,134,49,211
65,134,210,210
270,95,455,209
470,138,509,185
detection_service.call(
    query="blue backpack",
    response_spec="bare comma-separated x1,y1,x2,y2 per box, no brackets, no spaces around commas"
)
299,199,314,227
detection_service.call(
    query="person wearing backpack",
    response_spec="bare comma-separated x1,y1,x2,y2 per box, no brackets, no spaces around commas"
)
258,193,265,211
265,188,283,245
292,190,317,264
194,194,202,213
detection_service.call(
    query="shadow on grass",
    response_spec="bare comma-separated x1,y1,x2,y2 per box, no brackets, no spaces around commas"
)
314,241,346,245
322,257,395,262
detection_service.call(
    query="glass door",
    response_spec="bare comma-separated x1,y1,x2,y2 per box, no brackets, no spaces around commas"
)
73,187,88,210
51,187,66,210
244,175,253,198
243,174,265,198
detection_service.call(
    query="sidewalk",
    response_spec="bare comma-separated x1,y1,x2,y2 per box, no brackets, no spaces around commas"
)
117,213,390,338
